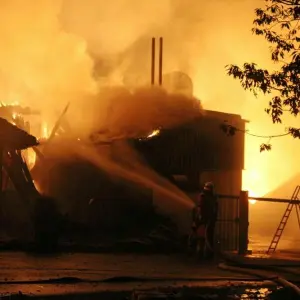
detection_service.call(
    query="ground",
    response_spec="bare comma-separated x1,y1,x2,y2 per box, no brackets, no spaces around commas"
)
0,251,299,298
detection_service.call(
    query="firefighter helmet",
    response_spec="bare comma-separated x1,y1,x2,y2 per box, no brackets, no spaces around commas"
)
204,181,214,191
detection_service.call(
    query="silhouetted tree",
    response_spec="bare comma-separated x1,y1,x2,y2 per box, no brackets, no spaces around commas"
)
226,0,300,150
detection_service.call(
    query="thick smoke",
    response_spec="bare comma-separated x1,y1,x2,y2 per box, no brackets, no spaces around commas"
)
38,138,195,233
91,86,201,141
58,0,292,197
0,0,97,128
60,0,171,56
33,86,202,233
58,0,300,245
0,0,299,242
0,1,291,196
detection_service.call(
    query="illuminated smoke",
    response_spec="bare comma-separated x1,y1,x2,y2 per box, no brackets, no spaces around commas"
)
58,0,296,198
34,87,202,233
0,0,97,131
1,0,298,240
91,86,201,142
0,0,294,197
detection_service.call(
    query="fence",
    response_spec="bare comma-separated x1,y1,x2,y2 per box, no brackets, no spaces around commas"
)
216,192,248,254
216,192,296,254
215,194,239,251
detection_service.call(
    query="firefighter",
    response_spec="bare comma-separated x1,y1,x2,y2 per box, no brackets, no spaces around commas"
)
201,182,218,259
188,188,205,257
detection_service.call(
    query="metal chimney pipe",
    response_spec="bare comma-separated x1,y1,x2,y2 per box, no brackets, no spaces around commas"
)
151,37,156,85
158,37,163,86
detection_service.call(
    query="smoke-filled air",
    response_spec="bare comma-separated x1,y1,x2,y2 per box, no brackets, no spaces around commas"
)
59,0,300,199
1,0,299,240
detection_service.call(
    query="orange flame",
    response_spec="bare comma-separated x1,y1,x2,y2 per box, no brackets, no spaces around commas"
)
147,129,160,138
42,122,49,139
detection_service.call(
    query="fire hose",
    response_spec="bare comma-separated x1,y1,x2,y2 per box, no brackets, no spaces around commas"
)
218,262,300,297
202,223,300,297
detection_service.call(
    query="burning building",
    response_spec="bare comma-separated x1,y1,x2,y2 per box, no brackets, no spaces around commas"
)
135,39,247,250
134,109,246,251
135,110,245,195
0,36,248,253
0,91,247,252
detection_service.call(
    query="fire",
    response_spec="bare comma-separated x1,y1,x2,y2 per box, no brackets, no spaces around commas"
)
1,101,19,107
248,191,257,205
26,148,36,170
147,129,160,138
242,170,267,205
42,122,49,139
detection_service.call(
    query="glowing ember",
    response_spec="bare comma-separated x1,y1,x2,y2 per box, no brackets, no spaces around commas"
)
26,148,36,169
147,129,160,138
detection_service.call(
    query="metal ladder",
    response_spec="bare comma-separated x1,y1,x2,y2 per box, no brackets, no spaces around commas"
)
267,185,300,254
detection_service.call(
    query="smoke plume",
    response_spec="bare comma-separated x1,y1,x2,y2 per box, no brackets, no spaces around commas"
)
0,0,299,242
91,86,201,142
57,0,297,198
58,0,300,244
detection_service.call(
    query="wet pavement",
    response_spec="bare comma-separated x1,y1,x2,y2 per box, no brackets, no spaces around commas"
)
0,252,265,297
0,251,299,298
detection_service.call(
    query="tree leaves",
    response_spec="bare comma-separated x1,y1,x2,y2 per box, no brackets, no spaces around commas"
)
288,126,300,137
220,122,272,152
220,122,237,136
219,121,297,152
226,0,300,150
260,143,272,152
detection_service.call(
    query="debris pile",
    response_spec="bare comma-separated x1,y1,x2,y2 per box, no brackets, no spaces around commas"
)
25,104,184,252
0,84,201,252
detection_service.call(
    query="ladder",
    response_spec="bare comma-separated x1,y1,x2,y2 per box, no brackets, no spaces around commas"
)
267,185,300,254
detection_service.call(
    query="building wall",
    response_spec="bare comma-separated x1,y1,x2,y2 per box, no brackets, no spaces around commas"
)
136,109,246,187
136,110,246,245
